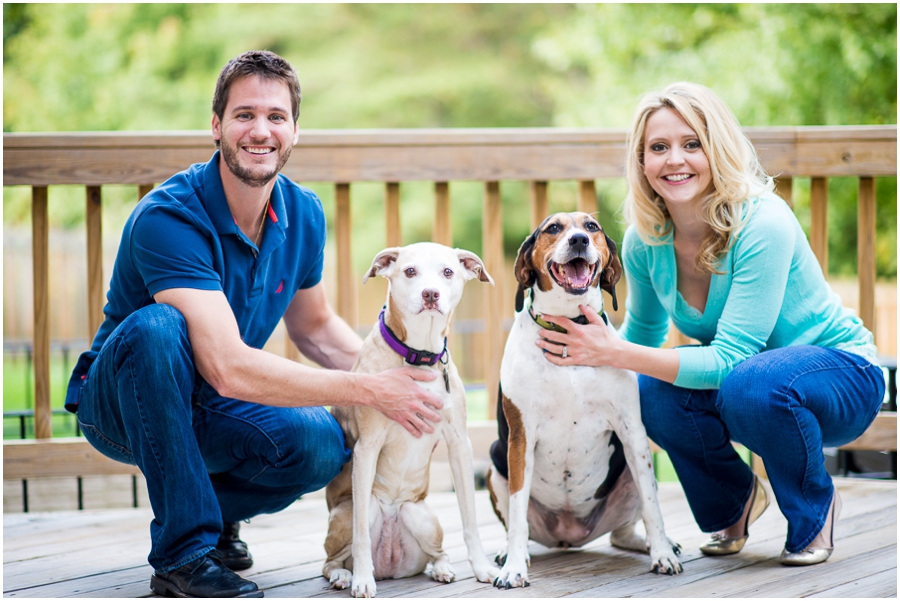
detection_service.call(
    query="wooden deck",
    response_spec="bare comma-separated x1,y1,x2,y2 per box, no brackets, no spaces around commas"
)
3,478,896,598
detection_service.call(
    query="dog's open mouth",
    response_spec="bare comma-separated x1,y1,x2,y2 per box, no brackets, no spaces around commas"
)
550,258,597,294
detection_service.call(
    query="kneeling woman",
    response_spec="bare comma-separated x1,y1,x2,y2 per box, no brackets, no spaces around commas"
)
535,82,885,565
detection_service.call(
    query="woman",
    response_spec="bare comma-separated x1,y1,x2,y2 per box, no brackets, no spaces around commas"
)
535,82,885,565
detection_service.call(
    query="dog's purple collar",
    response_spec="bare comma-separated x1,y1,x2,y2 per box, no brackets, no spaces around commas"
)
378,308,447,366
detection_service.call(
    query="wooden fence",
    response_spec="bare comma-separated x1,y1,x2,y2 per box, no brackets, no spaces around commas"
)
3,126,897,486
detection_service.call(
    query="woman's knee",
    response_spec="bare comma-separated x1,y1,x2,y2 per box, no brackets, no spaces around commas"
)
716,354,794,440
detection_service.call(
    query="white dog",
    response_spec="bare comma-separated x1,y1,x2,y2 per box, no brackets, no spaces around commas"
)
323,242,500,598
487,213,683,588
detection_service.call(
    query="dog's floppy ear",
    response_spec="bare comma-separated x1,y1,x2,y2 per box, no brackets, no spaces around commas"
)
514,229,539,312
456,249,494,285
599,233,623,311
363,247,401,284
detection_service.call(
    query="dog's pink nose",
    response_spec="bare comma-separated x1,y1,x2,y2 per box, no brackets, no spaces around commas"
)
422,289,440,303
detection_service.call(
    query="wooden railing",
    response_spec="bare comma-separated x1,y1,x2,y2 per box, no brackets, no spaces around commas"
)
3,126,897,486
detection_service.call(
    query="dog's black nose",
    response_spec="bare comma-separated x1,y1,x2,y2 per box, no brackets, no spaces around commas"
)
569,233,589,249
422,289,440,303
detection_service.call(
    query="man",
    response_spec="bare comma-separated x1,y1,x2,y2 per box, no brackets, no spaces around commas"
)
64,50,443,598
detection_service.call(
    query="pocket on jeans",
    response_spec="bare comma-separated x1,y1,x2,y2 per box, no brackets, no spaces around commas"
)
79,423,137,466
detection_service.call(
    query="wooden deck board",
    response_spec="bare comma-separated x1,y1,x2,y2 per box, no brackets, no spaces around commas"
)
3,479,896,598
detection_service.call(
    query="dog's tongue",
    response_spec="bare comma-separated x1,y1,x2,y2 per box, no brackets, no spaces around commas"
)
563,260,592,288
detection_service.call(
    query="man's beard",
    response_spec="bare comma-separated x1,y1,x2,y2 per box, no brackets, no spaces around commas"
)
220,140,292,188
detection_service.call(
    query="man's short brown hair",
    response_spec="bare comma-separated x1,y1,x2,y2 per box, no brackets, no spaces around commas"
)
212,50,302,124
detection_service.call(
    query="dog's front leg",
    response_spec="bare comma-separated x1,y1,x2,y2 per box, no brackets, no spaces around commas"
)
614,410,683,575
444,421,501,584
493,398,535,589
350,431,388,598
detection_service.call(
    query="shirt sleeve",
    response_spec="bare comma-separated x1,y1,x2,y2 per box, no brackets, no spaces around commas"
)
674,203,794,389
618,227,670,348
130,204,223,297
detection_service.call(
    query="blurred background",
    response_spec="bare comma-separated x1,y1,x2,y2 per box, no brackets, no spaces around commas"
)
3,3,897,431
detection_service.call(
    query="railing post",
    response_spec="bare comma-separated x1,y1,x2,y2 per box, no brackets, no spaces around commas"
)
483,182,503,418
775,176,794,209
335,183,356,329
578,180,596,215
86,186,104,340
858,177,877,332
32,186,52,440
810,177,829,276
530,181,548,230
385,182,401,247
433,182,451,246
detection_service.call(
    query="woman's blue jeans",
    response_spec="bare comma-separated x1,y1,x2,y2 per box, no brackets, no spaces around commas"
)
75,304,352,572
640,346,884,553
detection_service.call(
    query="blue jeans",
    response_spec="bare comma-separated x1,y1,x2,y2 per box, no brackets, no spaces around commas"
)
74,304,351,572
640,346,885,552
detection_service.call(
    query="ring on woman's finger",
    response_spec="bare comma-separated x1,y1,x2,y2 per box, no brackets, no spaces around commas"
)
561,345,568,359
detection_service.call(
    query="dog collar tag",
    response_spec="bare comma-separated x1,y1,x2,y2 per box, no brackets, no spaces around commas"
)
442,366,450,393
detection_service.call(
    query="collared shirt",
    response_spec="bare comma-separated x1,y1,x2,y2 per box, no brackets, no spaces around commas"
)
65,151,326,411
619,193,878,390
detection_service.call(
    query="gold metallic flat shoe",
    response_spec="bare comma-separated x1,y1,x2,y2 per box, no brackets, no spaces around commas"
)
780,489,842,566
700,475,770,556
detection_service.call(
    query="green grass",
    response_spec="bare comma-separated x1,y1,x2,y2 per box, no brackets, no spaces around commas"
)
4,354,81,439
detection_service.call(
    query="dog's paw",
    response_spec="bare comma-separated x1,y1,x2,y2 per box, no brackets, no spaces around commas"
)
329,568,353,590
650,553,683,576
351,574,377,598
431,558,456,583
492,562,530,589
472,558,500,584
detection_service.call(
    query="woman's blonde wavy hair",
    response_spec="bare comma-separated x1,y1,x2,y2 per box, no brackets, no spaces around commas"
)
624,82,774,274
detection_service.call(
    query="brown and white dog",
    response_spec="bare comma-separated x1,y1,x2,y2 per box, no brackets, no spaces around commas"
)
323,242,499,598
487,212,682,588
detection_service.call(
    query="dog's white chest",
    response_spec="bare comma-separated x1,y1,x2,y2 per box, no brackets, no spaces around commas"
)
499,315,640,509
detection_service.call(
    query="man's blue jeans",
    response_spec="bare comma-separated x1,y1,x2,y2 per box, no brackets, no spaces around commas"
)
639,346,885,553
74,304,352,572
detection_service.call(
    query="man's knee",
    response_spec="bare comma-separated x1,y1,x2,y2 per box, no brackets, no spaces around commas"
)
115,303,192,360
278,408,350,490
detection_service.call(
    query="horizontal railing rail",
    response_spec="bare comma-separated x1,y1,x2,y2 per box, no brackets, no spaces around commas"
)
4,126,897,496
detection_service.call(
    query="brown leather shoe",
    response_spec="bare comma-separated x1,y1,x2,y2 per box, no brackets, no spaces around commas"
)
217,521,254,571
150,553,263,597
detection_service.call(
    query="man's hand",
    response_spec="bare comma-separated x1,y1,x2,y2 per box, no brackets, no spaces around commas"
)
367,367,444,438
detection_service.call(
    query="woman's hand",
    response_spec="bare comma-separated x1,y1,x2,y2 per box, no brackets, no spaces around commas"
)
535,305,622,368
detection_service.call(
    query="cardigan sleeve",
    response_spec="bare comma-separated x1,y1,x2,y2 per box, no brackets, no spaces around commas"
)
618,226,670,349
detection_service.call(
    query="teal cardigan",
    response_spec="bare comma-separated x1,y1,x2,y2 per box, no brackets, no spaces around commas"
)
618,193,878,390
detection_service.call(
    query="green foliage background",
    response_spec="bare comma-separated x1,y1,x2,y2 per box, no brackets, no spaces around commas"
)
4,3,897,276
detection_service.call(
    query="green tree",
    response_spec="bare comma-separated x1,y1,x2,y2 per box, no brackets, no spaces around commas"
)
4,3,896,275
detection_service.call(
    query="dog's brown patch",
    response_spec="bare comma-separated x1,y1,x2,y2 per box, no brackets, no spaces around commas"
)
503,394,527,496
385,296,407,342
485,465,508,529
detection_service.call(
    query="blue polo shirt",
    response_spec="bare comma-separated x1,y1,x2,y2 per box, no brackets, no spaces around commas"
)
65,151,326,412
